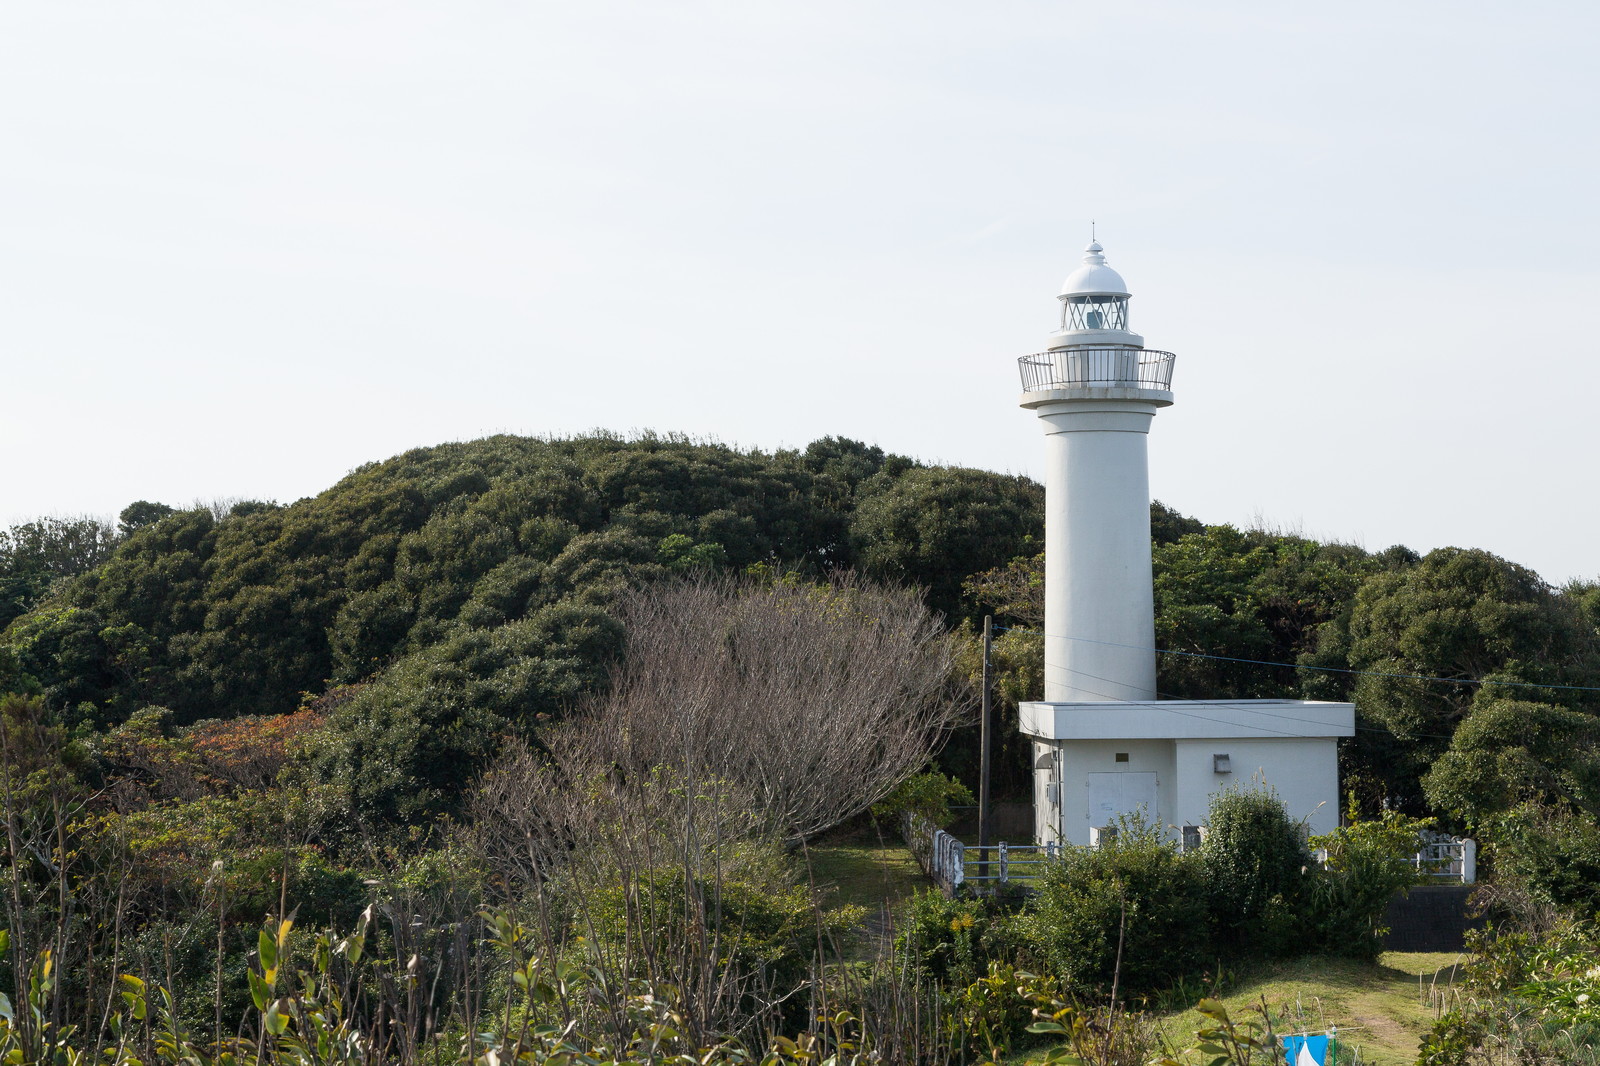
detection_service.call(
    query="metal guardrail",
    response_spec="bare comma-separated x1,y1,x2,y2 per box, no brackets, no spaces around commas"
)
924,832,1062,890
903,812,1059,892
964,841,1060,884
1018,348,1176,392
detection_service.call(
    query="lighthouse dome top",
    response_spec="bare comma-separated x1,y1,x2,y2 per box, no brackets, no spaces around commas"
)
1059,241,1130,298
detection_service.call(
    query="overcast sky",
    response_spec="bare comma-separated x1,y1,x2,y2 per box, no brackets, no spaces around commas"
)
3,1,1597,583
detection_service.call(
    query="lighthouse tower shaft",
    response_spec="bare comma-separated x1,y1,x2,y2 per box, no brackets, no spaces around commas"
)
1037,400,1158,701
1019,240,1172,702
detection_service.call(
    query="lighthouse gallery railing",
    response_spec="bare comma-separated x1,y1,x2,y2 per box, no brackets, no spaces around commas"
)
1018,348,1176,392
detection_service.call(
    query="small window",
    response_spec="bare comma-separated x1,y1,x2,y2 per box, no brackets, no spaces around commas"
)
1114,752,1129,763
1090,825,1118,847
1213,753,1232,774
1181,825,1204,852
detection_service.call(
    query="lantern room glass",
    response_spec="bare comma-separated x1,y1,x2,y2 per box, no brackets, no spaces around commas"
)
1061,294,1129,332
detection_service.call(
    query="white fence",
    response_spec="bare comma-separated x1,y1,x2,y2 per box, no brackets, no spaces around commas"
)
1416,835,1477,884
907,814,1476,893
1312,833,1476,884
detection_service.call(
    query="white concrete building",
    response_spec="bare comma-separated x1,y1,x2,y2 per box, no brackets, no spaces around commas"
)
1016,240,1354,847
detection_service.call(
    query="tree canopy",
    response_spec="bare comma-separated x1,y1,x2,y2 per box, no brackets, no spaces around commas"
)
2,434,1041,820
7,433,1600,834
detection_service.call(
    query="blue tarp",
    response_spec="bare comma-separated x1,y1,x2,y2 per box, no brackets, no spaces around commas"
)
1282,1034,1333,1065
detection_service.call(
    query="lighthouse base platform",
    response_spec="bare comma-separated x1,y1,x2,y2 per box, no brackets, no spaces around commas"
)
1019,699,1354,848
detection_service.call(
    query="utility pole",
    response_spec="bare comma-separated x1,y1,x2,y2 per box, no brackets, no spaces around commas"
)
978,614,993,883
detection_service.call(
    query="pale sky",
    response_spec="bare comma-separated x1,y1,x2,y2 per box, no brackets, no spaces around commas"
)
4,2,1597,583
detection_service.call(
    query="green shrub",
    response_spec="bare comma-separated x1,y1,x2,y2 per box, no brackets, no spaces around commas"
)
948,962,1056,1061
1302,808,1431,958
577,864,863,1023
1417,923,1600,1064
1485,801,1600,923
1029,818,1208,997
895,887,1030,986
871,771,974,829
90,788,356,920
1200,788,1309,956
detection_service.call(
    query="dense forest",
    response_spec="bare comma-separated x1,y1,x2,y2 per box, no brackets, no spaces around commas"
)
3,431,1599,1064
2,434,1043,816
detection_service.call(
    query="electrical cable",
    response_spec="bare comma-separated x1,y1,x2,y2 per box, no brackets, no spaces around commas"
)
998,625,1600,695
1008,625,1479,740
1040,661,1313,738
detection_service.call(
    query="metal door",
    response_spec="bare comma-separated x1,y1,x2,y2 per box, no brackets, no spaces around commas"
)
1086,771,1158,824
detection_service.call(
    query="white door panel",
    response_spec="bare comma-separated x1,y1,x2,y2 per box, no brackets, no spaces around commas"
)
1086,771,1157,823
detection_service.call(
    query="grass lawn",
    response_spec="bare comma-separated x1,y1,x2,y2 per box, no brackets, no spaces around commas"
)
1008,952,1464,1064
804,824,932,957
1144,951,1466,1065
805,824,931,911
806,831,1468,1065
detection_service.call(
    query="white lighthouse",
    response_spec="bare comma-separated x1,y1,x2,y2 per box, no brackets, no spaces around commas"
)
1017,240,1354,847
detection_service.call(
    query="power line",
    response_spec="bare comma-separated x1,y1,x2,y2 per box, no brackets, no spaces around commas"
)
998,625,1600,696
1042,653,1360,738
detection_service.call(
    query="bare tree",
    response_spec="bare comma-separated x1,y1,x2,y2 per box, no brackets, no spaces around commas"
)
469,731,794,1046
576,572,969,841
464,574,966,1046
471,729,773,890
471,571,967,873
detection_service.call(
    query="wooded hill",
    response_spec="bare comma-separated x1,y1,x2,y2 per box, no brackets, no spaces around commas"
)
4,431,1600,837
5,432,1600,1065
1,434,1039,820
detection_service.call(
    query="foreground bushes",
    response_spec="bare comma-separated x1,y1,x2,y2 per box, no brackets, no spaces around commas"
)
1418,922,1600,1064
1032,821,1209,995
1303,808,1439,958
899,790,1432,1001
0,905,1168,1066
897,888,1031,987
0,681,1436,1064
1201,790,1306,957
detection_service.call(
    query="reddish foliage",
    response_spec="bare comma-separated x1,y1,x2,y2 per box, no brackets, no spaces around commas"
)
185,709,325,791
102,685,365,805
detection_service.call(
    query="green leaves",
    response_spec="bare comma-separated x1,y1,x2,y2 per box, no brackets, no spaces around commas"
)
336,905,371,966
1200,789,1309,956
117,975,147,1021
248,970,272,1014
250,917,294,1014
851,465,1043,621
257,928,278,976
1177,997,1282,1066
1031,817,1209,997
